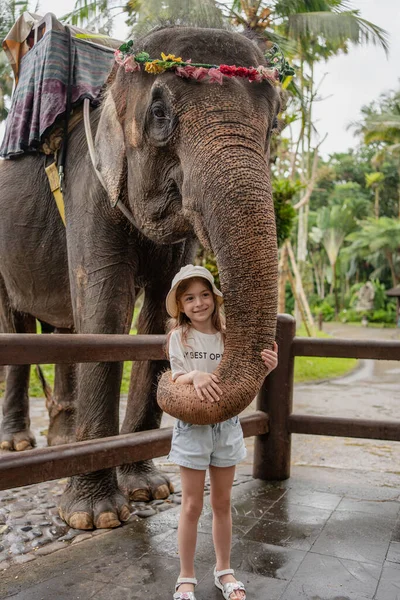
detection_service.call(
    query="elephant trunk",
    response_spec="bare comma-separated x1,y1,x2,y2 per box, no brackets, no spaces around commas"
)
157,146,278,424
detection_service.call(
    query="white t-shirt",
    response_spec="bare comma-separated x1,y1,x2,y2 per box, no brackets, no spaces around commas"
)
169,327,224,380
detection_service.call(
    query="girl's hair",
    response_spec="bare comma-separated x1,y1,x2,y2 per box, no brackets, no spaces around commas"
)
166,276,225,356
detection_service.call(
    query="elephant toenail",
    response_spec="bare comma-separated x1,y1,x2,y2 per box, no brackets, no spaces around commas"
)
131,489,151,502
69,512,93,530
95,512,121,529
15,441,32,451
120,506,131,522
153,484,170,499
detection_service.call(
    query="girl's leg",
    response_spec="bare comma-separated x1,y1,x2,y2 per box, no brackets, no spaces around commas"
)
209,465,245,600
177,466,206,594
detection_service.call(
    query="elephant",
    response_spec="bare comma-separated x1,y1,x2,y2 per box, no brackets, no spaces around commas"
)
0,24,279,530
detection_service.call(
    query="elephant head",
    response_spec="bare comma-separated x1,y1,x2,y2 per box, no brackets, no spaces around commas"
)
95,26,280,424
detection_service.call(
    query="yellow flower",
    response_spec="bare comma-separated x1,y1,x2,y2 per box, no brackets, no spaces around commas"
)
161,53,182,63
144,60,166,74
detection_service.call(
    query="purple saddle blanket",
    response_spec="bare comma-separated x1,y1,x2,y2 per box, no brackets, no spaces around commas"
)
0,29,115,158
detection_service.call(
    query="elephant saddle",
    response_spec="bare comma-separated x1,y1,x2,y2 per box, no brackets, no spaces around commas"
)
0,12,121,159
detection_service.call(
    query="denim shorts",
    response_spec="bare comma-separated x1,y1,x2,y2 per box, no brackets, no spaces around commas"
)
167,416,247,470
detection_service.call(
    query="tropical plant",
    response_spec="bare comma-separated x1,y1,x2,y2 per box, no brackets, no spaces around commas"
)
351,89,400,218
345,217,400,287
272,177,299,246
310,203,355,314
365,171,385,218
63,0,225,33
277,0,389,270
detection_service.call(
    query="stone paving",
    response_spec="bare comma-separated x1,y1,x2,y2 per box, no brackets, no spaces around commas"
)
2,466,400,599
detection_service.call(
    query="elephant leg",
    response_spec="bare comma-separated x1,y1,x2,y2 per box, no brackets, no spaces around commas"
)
58,221,135,530
59,360,133,530
117,290,175,502
0,309,36,451
47,328,76,447
58,358,133,529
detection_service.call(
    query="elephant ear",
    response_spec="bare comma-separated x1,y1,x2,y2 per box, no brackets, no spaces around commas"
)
95,90,126,207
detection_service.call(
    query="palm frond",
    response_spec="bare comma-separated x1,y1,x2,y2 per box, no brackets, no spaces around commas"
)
286,10,388,54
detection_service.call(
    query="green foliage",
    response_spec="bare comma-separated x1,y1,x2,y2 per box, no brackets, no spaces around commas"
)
339,306,396,326
345,217,400,287
339,279,397,325
338,308,362,323
365,171,385,189
285,280,295,314
272,178,300,247
369,307,396,324
314,299,335,322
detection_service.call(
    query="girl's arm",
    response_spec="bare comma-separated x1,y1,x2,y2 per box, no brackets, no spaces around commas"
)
168,331,222,402
175,370,222,403
174,370,198,385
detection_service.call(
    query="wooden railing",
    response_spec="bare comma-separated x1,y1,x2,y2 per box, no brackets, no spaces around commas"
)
1,314,399,490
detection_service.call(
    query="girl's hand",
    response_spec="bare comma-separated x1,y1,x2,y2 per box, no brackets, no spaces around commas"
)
261,342,278,375
192,371,222,403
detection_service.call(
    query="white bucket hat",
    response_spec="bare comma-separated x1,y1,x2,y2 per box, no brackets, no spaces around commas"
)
166,264,223,318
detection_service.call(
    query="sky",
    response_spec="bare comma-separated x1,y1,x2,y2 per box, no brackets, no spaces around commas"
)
2,0,400,157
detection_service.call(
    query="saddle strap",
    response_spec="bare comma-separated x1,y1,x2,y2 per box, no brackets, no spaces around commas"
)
45,161,65,225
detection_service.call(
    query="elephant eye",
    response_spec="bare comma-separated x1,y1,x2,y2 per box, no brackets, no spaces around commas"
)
151,103,169,121
272,117,278,130
147,92,176,146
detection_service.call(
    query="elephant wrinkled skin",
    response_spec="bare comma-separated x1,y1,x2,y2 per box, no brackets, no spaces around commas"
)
0,26,279,529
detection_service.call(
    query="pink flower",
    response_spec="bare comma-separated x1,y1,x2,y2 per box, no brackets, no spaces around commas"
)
176,65,197,78
208,67,223,84
123,55,141,72
191,67,208,80
114,50,125,65
256,65,277,82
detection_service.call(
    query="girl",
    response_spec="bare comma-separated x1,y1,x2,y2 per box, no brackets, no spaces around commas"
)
166,264,278,600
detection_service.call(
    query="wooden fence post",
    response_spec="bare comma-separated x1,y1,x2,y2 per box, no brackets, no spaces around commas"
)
253,313,296,480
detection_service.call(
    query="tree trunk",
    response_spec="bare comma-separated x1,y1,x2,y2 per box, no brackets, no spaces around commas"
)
387,251,399,287
375,187,380,218
333,260,339,318
278,243,288,314
398,175,400,219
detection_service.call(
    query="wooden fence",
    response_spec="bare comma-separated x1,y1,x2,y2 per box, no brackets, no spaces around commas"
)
1,314,400,490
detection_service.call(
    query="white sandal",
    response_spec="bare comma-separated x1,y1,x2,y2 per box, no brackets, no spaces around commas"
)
214,567,246,600
173,577,198,599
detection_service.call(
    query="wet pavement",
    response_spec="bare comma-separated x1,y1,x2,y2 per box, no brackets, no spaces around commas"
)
2,466,400,599
1,323,400,599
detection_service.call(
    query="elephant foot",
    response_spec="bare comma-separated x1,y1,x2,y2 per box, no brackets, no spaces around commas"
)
58,472,131,530
0,429,36,451
117,461,174,502
47,402,75,447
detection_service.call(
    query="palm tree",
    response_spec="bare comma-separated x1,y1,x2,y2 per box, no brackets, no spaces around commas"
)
365,171,385,218
310,204,355,315
63,0,225,32
274,0,388,267
363,110,400,219
346,217,400,287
